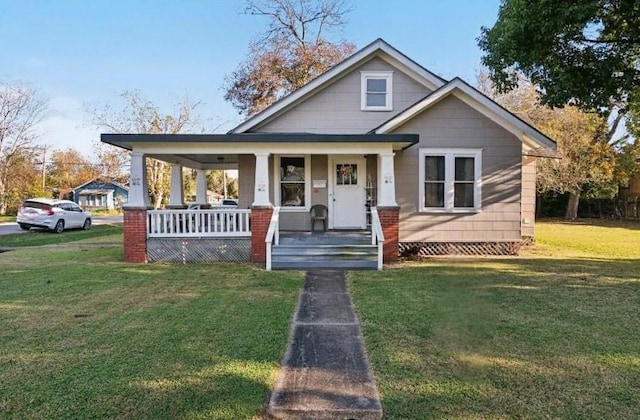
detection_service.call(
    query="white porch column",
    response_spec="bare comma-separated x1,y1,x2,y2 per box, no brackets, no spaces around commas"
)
127,151,150,208
168,164,184,207
195,169,207,203
252,152,271,206
377,152,397,207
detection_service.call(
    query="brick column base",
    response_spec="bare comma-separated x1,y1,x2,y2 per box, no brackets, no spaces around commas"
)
377,206,400,264
123,208,148,263
251,206,274,264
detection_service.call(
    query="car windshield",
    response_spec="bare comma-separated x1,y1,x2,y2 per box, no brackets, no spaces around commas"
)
23,201,52,210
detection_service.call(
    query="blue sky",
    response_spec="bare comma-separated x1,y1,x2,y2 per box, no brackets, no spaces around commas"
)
1,0,501,158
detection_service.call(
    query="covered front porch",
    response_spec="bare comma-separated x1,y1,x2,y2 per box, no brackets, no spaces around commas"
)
103,133,417,269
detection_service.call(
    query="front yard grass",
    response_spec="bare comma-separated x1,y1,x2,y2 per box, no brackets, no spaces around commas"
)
0,239,302,419
0,224,123,248
351,219,640,419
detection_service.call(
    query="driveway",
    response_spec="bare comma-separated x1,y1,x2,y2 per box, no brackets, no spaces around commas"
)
0,214,123,236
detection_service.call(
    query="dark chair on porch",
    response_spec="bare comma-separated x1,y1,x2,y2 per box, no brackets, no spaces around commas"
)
310,204,328,232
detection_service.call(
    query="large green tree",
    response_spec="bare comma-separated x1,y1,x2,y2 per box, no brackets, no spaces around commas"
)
47,148,100,194
478,72,615,219
224,0,355,116
479,0,640,116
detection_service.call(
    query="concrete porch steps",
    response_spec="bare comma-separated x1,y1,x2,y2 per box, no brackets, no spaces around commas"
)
271,244,378,270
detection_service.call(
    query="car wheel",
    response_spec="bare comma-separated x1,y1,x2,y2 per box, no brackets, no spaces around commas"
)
82,218,92,230
19,223,31,231
53,219,65,234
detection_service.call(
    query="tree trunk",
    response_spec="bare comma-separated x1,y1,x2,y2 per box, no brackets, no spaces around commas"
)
0,168,8,216
565,191,581,220
536,193,543,218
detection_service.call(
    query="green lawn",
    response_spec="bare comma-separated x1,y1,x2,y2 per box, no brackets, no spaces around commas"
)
351,219,640,419
3,220,639,419
0,234,303,419
0,224,124,248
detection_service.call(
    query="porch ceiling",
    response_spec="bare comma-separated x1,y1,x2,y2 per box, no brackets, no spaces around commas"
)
146,153,240,169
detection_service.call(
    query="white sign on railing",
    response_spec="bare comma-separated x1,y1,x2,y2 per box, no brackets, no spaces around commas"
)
147,209,251,238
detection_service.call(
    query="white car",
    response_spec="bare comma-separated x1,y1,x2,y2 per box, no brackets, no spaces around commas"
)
17,198,92,233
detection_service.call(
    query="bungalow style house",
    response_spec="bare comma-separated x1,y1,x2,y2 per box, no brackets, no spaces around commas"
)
71,179,129,210
102,39,556,269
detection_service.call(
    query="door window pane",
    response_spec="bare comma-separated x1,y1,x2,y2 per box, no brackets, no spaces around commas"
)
336,164,358,185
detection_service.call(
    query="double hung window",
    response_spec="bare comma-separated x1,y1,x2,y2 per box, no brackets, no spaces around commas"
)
419,148,482,212
276,156,310,209
361,71,393,111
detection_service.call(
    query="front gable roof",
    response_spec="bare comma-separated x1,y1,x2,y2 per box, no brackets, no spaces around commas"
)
373,77,557,154
72,178,129,193
230,38,447,134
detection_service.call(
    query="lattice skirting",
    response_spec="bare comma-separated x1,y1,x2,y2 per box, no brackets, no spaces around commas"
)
399,240,527,258
147,238,251,263
521,236,535,248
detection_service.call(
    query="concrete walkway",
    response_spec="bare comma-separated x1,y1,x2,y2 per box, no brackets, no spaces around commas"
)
269,270,382,419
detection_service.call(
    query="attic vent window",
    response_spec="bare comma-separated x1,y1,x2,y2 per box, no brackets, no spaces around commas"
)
361,71,393,111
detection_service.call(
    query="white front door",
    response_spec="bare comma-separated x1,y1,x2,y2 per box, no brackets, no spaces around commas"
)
329,156,366,229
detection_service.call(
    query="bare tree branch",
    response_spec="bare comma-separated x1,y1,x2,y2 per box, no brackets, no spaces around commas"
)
227,0,354,116
0,82,48,214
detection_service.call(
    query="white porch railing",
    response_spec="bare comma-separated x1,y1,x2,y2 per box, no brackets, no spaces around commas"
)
147,209,251,238
265,206,281,271
370,207,385,270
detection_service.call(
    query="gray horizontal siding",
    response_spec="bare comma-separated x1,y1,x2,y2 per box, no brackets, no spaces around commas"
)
256,57,432,134
393,95,523,242
521,157,536,237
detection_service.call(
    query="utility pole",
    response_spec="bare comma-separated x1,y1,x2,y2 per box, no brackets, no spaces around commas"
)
41,146,47,190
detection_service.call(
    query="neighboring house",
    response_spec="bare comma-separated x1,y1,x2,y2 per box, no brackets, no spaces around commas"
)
102,39,556,267
71,179,129,210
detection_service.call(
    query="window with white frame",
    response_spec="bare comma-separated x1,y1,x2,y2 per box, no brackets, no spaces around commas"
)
361,71,393,111
419,148,482,212
275,155,310,209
